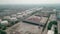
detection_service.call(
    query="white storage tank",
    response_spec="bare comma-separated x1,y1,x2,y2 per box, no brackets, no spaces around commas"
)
9,17,17,21
17,13,22,15
17,15,23,18
1,20,9,26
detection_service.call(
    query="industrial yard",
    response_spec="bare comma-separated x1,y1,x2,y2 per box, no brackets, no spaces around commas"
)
0,7,59,34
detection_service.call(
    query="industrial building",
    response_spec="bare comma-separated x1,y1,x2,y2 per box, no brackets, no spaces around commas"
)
49,14,57,21
34,12,50,17
23,15,48,26
47,30,54,34
0,8,58,34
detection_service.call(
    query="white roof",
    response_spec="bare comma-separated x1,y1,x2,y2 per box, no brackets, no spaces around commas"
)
47,30,54,34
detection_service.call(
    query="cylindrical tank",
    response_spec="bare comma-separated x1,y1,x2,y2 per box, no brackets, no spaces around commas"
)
1,20,9,26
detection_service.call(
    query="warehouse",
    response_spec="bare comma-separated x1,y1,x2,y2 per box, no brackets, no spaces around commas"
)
23,15,48,26
49,14,56,21
35,12,49,17
47,30,54,34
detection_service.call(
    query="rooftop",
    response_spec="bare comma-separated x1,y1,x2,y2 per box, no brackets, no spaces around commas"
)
23,15,48,26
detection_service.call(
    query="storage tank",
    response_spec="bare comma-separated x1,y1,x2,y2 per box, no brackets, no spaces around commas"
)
9,17,17,21
1,20,9,26
17,13,22,15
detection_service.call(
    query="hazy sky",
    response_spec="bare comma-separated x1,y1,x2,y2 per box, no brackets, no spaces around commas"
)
0,0,60,4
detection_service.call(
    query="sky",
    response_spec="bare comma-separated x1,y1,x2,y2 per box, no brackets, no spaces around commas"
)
0,0,60,4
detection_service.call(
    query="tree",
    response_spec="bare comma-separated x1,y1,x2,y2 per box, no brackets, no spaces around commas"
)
47,21,57,30
0,23,6,30
1,25,6,30
0,30,7,34
51,21,57,25
48,22,52,30
54,27,58,34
